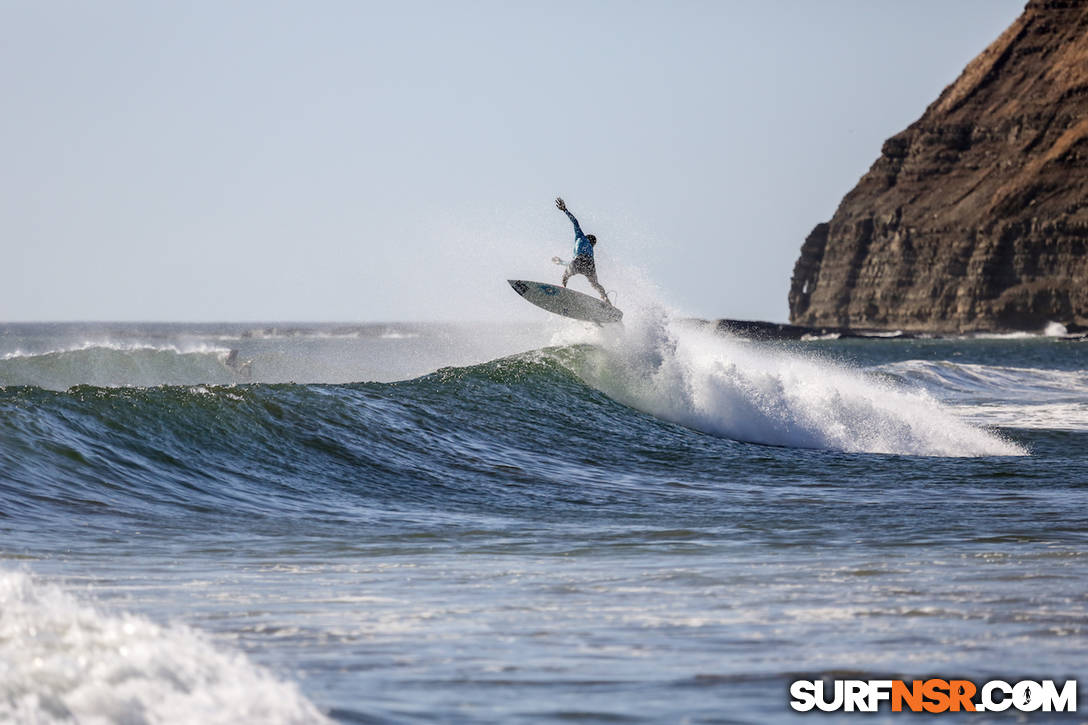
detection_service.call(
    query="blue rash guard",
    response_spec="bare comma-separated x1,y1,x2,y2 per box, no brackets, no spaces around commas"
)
565,210,594,259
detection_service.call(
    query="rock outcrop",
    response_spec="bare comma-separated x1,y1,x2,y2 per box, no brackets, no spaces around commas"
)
789,0,1088,332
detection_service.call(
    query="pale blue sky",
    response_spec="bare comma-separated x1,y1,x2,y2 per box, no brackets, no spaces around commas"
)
2,0,1023,322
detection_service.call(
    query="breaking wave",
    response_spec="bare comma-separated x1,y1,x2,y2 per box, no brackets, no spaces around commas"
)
556,313,1025,457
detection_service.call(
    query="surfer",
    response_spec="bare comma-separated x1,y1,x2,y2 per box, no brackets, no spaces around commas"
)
225,349,253,379
555,197,611,305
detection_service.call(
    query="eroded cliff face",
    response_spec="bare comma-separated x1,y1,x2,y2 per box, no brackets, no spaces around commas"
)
790,0,1088,332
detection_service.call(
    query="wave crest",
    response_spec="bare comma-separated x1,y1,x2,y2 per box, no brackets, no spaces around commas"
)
0,343,243,389
554,315,1026,457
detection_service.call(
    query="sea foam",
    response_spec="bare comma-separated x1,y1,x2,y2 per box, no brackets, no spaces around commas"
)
556,303,1025,457
0,568,329,724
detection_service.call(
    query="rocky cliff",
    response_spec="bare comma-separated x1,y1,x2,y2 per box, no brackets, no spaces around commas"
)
789,0,1088,332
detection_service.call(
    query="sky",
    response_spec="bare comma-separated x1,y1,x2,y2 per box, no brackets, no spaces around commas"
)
2,0,1025,323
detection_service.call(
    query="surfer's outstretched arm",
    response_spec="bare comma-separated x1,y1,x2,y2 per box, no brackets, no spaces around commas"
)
555,197,583,236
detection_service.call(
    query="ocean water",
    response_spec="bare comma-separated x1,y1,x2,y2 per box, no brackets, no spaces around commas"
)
1,312,1086,723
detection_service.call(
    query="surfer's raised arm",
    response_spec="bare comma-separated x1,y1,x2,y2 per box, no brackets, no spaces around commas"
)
554,196,609,305
555,197,582,235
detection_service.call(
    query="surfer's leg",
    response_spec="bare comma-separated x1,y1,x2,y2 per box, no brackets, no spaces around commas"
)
586,269,611,305
562,260,578,287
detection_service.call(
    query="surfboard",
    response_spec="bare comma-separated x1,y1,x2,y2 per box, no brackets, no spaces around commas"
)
508,280,623,324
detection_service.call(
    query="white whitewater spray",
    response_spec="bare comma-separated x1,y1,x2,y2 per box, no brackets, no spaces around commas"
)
552,291,1025,457
0,568,330,724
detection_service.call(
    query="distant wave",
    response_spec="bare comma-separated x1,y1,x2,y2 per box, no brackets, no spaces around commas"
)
0,340,230,360
0,342,243,389
876,360,1088,397
0,568,328,724
227,325,422,341
876,359,1088,431
966,331,1040,340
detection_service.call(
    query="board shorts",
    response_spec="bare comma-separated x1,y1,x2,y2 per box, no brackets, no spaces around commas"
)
567,254,597,279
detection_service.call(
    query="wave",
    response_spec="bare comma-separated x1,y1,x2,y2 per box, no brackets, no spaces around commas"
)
555,314,1024,457
0,351,1024,537
227,325,423,341
952,321,1077,339
0,340,231,360
0,321,1030,537
0,357,633,529
0,323,561,388
877,359,1088,398
0,343,245,389
0,345,1033,549
876,359,1088,431
0,568,328,724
